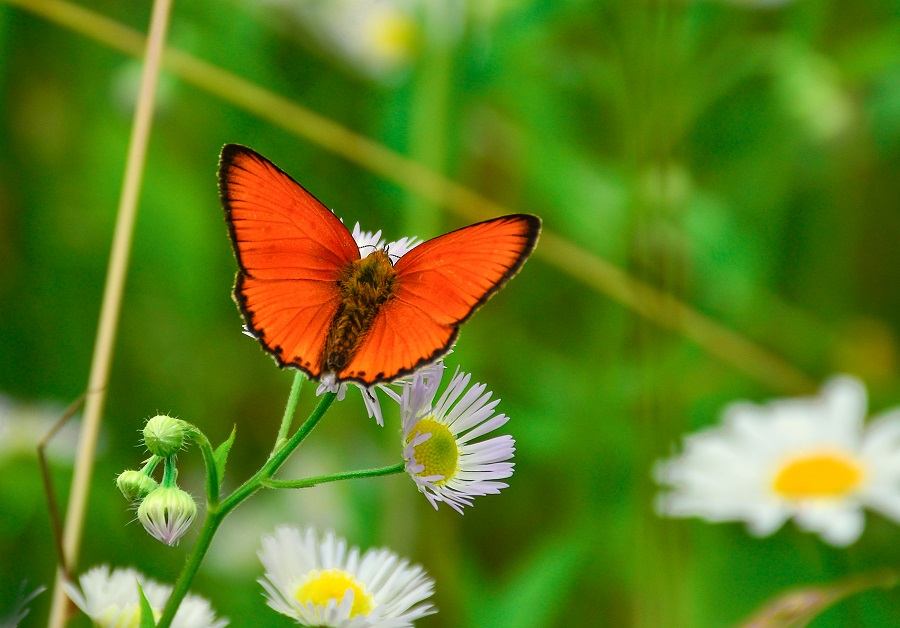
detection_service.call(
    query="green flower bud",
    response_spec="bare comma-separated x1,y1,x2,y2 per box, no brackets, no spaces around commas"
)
143,415,185,457
137,486,197,546
115,469,158,501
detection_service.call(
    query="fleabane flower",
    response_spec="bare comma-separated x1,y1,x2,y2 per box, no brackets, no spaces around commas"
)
401,365,516,513
258,526,435,627
262,0,424,82
64,565,227,628
655,375,900,546
349,222,421,261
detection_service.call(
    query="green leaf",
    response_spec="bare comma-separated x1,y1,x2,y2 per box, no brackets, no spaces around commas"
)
739,569,898,628
214,425,237,487
137,581,157,628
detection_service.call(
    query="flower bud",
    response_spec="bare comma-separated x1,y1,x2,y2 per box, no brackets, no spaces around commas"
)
137,486,197,546
115,469,158,501
143,415,185,457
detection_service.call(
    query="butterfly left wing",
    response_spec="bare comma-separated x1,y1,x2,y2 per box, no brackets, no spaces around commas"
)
336,214,541,384
219,144,360,377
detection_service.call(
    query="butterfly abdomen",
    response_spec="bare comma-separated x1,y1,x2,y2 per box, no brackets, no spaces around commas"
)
323,250,397,374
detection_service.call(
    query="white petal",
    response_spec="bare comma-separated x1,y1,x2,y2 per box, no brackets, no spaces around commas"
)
796,504,865,546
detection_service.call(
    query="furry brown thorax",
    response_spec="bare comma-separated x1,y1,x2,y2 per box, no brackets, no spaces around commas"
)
323,250,397,374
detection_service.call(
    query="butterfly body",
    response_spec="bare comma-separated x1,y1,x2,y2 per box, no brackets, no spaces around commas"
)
219,144,540,386
325,249,397,374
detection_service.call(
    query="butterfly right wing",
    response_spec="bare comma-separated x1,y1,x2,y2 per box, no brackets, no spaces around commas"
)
219,144,359,376
336,214,540,384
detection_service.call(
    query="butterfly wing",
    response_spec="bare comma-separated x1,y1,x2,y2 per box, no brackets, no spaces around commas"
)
337,214,541,384
219,144,359,377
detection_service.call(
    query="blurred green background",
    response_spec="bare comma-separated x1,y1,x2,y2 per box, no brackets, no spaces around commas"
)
1,0,899,625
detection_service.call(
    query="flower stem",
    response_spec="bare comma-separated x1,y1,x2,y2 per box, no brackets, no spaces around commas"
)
186,428,220,505
219,391,337,513
140,455,162,476
155,391,337,627
272,371,305,455
263,462,406,489
155,508,223,628
161,456,177,488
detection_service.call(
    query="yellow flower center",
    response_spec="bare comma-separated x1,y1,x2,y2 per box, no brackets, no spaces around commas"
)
294,569,375,618
368,11,418,64
409,418,459,486
772,451,864,499
96,604,159,628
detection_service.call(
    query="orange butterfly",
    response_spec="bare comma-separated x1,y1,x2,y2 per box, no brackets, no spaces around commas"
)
218,144,540,387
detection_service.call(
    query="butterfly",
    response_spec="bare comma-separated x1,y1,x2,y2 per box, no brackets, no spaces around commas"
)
218,144,541,387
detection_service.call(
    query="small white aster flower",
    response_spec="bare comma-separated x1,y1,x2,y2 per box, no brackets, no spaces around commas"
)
317,359,445,427
401,365,516,513
258,526,435,627
316,373,390,424
261,0,425,82
655,375,900,546
349,222,386,256
64,565,227,628
349,221,421,262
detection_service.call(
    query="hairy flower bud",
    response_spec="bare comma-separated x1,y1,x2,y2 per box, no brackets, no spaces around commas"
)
115,469,158,501
137,486,197,546
143,415,185,457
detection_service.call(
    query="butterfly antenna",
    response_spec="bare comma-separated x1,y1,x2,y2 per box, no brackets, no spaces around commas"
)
38,391,93,581
385,242,402,264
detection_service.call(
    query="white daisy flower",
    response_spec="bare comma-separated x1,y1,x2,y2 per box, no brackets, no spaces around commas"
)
260,0,425,82
258,526,435,627
655,375,900,546
348,222,420,265
317,358,443,428
401,365,516,513
64,565,227,628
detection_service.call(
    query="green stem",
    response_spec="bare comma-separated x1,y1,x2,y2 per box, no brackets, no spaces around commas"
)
155,508,223,627
140,455,162,475
186,428,220,506
155,391,337,628
161,456,177,488
221,391,337,513
263,462,406,489
272,371,305,455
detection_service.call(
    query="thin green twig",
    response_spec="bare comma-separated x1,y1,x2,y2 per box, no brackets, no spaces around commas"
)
263,462,406,489
272,371,305,455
